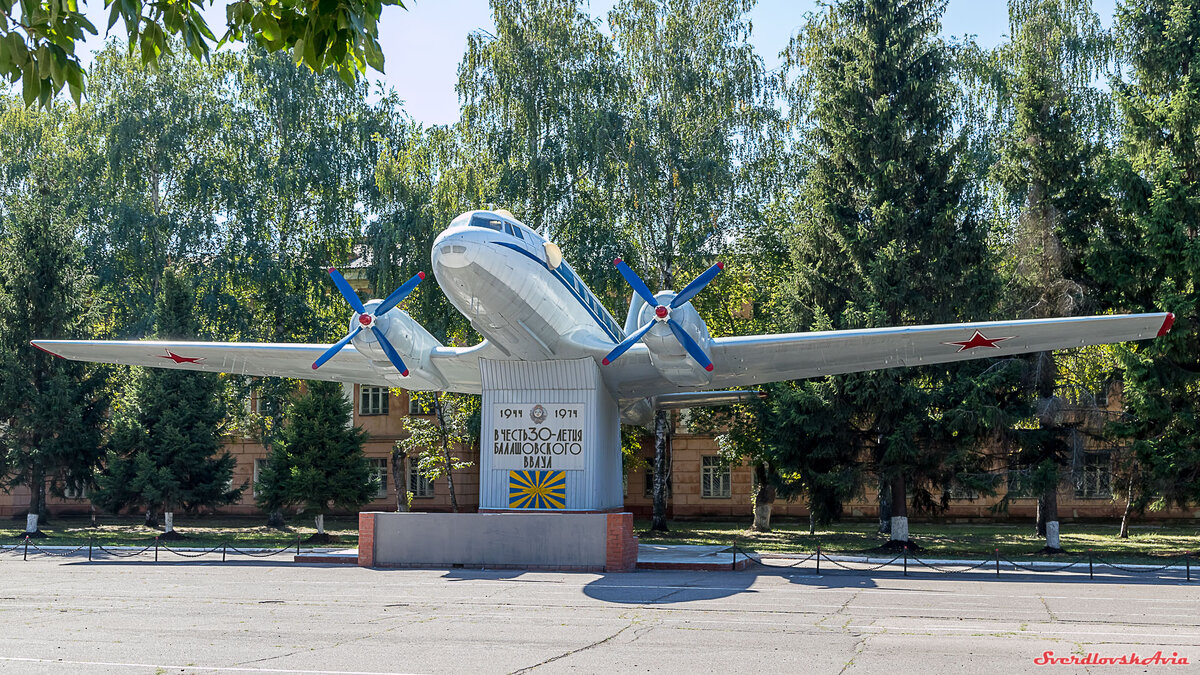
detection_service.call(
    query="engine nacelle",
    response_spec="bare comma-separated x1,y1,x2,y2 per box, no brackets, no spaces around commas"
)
350,300,446,389
633,291,714,387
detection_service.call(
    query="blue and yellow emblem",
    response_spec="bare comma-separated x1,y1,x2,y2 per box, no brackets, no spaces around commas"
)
508,470,566,509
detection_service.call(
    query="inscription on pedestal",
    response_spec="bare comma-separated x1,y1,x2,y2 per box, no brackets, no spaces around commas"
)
491,403,585,471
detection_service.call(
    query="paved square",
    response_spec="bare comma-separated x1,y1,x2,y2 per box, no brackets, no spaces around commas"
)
1,557,1197,673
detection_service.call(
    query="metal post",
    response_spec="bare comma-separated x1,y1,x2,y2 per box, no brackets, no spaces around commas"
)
88,538,92,562
1088,549,1093,580
994,548,999,577
296,535,301,556
1186,555,1190,582
816,545,820,575
155,536,159,563
222,544,227,563
731,542,737,570
903,545,908,576
23,536,29,561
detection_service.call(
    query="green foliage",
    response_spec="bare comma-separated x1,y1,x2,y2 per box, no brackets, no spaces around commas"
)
0,165,108,517
91,268,241,516
1104,0,1200,511
255,381,374,516
0,0,406,107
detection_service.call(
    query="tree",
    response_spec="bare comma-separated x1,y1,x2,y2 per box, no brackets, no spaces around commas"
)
256,380,374,540
396,392,475,513
986,0,1116,552
0,155,108,534
609,0,768,531
783,0,1002,546
0,0,406,107
1102,0,1200,520
92,268,241,535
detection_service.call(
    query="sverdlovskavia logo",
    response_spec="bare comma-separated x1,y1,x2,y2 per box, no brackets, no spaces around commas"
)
1035,651,1189,666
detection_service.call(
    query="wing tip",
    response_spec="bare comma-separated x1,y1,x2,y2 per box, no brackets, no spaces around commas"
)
1158,313,1175,337
29,341,65,359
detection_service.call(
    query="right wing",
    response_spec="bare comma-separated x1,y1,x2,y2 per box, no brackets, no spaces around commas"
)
30,339,499,393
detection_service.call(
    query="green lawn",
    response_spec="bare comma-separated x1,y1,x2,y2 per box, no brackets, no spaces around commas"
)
1,515,360,549
6,515,1198,564
636,520,1200,564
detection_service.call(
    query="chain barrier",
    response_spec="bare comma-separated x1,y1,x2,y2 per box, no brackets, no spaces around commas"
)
1094,555,1188,574
999,555,1085,573
738,544,1194,582
3,537,302,562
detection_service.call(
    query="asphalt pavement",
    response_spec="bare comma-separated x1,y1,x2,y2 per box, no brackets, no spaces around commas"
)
1,557,1198,674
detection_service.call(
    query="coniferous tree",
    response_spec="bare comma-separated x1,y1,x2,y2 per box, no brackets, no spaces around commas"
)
1102,0,1200,516
784,0,1005,545
92,269,241,535
256,381,374,540
988,0,1116,552
0,171,108,533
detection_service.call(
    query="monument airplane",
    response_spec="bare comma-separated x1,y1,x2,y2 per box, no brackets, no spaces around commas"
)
32,209,1174,513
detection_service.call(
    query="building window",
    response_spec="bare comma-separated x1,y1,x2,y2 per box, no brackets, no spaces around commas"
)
1075,451,1113,499
701,456,731,499
408,461,434,499
360,386,389,416
1006,460,1036,499
643,467,672,498
408,395,432,416
62,483,88,500
253,458,267,496
368,458,388,498
946,481,980,501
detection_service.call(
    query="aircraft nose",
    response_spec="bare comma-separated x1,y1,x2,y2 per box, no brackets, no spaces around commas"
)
432,230,478,269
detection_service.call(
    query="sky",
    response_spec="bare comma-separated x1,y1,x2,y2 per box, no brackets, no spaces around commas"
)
75,0,1121,126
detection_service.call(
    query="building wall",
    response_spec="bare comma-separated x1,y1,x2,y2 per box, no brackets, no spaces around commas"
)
5,387,1200,524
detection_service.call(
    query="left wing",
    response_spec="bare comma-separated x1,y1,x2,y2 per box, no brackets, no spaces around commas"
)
602,313,1173,397
704,313,1173,390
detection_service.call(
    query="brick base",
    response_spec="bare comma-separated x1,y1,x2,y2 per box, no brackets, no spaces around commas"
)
605,512,638,572
357,512,376,567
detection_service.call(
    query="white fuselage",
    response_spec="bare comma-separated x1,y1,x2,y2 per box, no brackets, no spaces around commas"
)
431,211,625,361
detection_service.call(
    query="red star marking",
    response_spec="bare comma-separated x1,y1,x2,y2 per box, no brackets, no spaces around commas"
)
944,331,1013,352
158,351,205,364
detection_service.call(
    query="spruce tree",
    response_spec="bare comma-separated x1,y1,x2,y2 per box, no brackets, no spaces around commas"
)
0,175,108,533
1102,0,1200,514
92,268,241,535
785,0,1004,545
256,381,374,541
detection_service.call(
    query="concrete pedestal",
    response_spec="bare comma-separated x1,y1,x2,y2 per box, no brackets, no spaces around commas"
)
358,511,638,572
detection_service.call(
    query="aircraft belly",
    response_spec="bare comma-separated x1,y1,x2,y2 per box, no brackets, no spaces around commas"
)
434,247,598,361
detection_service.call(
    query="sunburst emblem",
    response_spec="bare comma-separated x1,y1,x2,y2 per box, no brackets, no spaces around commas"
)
509,470,566,509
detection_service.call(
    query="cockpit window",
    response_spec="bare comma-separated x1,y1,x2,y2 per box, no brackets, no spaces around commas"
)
469,214,504,231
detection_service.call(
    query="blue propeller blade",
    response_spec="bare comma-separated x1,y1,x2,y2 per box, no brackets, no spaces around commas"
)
312,326,363,370
668,318,714,372
602,320,656,365
375,272,425,316
371,326,410,376
614,258,660,307
671,262,724,308
327,268,366,315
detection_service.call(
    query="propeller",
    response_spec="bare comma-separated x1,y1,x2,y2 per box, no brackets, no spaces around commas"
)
602,259,723,372
312,268,425,376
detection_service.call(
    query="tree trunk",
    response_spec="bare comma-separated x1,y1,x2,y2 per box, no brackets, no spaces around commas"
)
25,514,39,534
435,394,459,513
650,409,670,532
266,510,286,529
1118,467,1137,539
808,511,816,536
391,446,409,513
877,472,892,535
315,513,325,535
889,473,909,543
163,511,174,534
29,463,46,523
144,506,159,528
1036,494,1046,536
1043,486,1060,550
751,461,774,532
